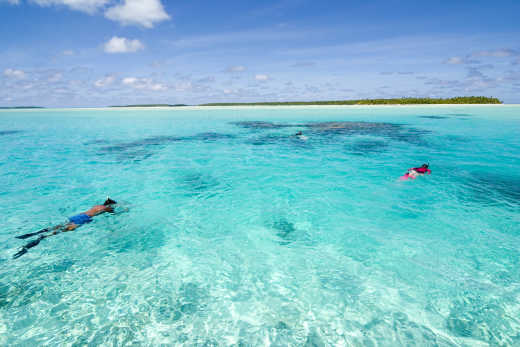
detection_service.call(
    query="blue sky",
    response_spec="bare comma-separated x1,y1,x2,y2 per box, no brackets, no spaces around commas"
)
1,0,519,106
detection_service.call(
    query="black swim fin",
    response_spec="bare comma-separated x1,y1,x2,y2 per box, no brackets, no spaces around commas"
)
13,248,27,259
15,228,49,239
12,235,47,259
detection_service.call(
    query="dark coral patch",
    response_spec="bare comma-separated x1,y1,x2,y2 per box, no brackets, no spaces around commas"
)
0,130,23,136
188,132,236,141
98,133,235,161
271,218,296,239
348,139,388,155
235,120,430,146
418,116,449,119
100,136,182,153
464,172,520,206
230,121,300,129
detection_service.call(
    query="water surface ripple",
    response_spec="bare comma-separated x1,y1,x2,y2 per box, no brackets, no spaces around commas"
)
1,106,519,345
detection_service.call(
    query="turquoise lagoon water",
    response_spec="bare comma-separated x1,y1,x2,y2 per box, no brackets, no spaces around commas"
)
1,106,519,346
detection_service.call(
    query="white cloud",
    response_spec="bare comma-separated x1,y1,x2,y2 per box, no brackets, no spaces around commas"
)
94,75,115,87
104,36,144,53
4,0,20,4
255,74,269,81
105,0,169,28
63,50,75,56
444,57,463,65
122,77,137,85
32,0,110,14
122,77,166,91
4,68,25,79
225,65,246,73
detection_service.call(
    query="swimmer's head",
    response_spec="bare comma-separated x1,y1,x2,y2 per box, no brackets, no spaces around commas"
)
296,131,303,136
422,164,429,168
104,197,117,206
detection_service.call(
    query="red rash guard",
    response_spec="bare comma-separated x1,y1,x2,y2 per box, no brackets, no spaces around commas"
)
412,167,431,174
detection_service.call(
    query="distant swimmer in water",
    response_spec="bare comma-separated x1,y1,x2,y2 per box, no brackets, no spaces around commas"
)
293,131,308,140
401,164,431,180
13,198,118,259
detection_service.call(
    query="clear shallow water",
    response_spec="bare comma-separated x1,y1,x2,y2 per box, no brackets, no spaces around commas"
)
1,106,519,346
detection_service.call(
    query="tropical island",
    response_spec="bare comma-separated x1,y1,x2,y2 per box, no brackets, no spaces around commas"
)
200,96,502,106
110,104,187,107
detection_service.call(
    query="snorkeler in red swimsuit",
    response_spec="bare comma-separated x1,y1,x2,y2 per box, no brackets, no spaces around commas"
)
401,164,431,180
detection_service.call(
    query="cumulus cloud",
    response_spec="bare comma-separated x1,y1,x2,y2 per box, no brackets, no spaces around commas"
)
94,74,115,87
13,0,169,28
122,77,166,91
104,36,144,53
255,74,269,81
105,0,169,28
225,65,246,73
122,77,138,84
4,68,25,79
32,0,110,14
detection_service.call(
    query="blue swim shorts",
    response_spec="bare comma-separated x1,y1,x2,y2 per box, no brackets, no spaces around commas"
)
68,213,93,225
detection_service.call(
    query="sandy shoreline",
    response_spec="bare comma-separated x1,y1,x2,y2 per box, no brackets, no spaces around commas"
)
1,104,518,112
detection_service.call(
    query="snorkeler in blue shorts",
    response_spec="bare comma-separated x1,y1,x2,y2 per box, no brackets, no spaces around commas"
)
13,198,118,259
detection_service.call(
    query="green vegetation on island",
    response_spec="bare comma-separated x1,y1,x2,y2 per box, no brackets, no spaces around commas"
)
200,96,502,106
110,104,188,108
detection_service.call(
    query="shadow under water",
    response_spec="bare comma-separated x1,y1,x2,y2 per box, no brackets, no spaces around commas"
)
230,121,301,129
305,121,430,146
0,130,24,136
98,133,235,162
83,139,112,145
266,217,300,245
177,172,228,199
101,135,183,152
247,133,311,148
448,113,473,117
463,172,520,207
418,116,449,119
188,132,236,141
233,121,430,146
347,139,388,155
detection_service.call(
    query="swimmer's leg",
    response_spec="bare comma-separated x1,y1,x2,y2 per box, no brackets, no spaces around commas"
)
63,223,78,232
408,170,419,179
13,235,47,259
13,223,78,259
15,224,64,239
